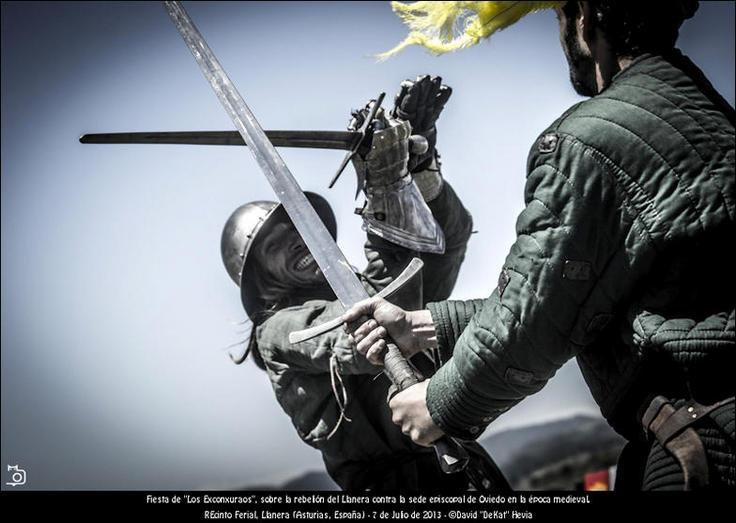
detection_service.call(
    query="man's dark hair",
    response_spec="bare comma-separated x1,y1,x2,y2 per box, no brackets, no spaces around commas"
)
563,1,699,57
238,288,334,370
243,310,273,371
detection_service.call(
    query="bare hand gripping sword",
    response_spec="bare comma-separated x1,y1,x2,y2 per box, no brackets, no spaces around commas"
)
162,1,467,473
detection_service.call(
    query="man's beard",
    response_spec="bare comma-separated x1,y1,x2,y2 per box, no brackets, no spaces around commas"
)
563,20,598,97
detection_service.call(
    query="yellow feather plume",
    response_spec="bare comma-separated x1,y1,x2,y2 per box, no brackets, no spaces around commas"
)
378,1,567,59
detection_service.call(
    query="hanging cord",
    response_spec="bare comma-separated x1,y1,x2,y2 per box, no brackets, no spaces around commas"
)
324,353,352,440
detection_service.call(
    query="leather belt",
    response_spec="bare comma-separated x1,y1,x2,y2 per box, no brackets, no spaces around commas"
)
641,395,734,489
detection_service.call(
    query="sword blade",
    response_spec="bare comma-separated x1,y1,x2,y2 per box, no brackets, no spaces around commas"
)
79,130,360,150
164,3,470,473
164,1,367,308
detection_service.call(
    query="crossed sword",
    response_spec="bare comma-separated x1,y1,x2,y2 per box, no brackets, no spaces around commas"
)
86,1,470,474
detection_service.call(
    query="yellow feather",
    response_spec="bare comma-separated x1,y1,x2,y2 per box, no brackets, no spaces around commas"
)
378,1,567,60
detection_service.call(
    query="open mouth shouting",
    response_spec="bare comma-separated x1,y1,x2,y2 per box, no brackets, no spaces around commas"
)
294,252,316,271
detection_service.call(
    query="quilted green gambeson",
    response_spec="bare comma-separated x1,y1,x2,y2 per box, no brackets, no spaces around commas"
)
426,52,735,441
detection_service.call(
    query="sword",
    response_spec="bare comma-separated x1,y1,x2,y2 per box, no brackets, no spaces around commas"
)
79,130,361,149
163,0,468,473
80,103,386,189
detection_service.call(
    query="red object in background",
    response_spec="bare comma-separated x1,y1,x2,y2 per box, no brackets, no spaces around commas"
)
584,469,610,491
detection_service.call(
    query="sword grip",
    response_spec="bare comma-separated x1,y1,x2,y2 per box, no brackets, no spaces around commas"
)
382,341,419,391
383,340,469,474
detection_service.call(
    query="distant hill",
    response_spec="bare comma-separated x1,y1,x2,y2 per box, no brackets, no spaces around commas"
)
245,470,339,491
282,471,340,490
478,414,625,489
242,414,624,490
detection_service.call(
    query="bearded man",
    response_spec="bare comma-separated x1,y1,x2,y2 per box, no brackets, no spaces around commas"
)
345,1,734,490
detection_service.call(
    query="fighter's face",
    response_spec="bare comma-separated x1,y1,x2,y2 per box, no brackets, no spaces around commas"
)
252,220,325,292
556,6,598,97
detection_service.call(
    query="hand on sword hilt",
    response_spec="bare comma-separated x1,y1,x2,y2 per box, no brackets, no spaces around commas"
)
289,258,424,345
382,339,469,474
341,295,469,473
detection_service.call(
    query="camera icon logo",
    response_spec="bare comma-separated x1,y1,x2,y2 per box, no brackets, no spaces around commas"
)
6,465,27,487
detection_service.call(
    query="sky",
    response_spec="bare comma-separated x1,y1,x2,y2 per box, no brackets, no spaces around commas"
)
1,1,734,490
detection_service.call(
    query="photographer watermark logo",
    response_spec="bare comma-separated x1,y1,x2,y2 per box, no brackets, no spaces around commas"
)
6,465,27,487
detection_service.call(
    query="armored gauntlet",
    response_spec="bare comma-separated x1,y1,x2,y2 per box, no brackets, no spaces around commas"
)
350,107,445,254
392,75,452,202
391,75,451,171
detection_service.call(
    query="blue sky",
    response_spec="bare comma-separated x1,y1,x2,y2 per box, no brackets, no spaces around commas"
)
2,1,734,489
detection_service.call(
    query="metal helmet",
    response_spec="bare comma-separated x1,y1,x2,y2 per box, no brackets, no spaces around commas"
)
220,192,337,318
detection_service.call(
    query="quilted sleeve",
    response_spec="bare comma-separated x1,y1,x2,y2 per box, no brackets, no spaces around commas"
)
425,131,651,440
427,299,486,364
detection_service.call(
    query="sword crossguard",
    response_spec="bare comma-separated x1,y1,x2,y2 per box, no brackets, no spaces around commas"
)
328,92,386,189
288,257,423,344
